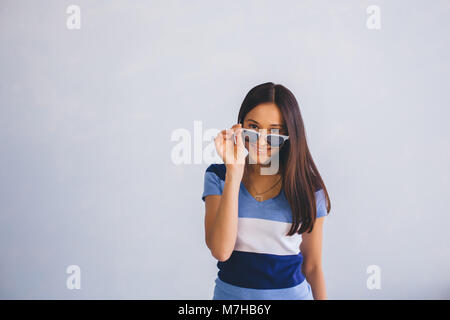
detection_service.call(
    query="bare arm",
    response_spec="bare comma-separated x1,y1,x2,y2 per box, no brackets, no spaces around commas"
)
300,216,327,299
204,124,246,262
204,172,241,261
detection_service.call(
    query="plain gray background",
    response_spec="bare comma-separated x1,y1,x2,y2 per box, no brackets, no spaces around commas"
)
1,0,449,299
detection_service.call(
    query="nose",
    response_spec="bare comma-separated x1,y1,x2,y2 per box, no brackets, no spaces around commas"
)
258,129,268,148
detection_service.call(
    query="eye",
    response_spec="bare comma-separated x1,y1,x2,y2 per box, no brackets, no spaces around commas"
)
249,124,258,130
269,129,282,134
271,128,287,135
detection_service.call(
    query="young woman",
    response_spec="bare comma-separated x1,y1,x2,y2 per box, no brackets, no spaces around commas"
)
201,82,331,300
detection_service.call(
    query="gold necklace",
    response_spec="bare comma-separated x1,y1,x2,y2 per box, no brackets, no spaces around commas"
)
245,175,282,202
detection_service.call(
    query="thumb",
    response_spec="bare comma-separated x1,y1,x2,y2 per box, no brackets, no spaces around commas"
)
235,126,244,147
235,127,244,145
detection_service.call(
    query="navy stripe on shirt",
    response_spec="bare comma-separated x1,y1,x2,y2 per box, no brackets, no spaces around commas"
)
217,250,305,289
205,163,226,181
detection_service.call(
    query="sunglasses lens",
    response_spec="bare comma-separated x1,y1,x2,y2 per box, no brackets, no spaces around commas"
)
242,130,258,143
267,135,284,147
241,129,288,148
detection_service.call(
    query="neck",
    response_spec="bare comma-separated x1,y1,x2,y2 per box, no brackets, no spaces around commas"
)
244,159,282,179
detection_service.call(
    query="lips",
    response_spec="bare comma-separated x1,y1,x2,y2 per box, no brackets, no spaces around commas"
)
256,147,269,154
247,143,270,155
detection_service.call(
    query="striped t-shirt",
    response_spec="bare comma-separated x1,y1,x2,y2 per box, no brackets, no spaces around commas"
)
201,163,327,300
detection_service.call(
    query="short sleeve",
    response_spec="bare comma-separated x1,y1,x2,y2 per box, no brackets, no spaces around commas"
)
201,171,223,202
315,189,328,218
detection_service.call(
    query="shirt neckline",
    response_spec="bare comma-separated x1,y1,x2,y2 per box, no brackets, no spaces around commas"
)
240,180,284,205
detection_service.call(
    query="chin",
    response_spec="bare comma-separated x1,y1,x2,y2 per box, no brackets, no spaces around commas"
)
248,153,271,165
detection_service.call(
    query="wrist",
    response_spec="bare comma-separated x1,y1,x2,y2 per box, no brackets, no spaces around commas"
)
225,171,243,184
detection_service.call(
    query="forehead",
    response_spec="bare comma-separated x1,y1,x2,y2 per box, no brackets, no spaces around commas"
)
244,103,285,126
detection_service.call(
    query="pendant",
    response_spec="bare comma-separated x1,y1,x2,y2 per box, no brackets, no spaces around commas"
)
255,195,263,202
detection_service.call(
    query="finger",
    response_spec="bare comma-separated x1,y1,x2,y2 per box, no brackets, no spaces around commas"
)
224,131,234,142
233,123,243,141
230,124,240,136
215,132,225,145
215,133,223,144
235,127,244,146
214,136,222,152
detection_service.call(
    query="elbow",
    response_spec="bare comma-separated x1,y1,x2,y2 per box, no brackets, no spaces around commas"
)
207,243,232,262
205,236,233,262
212,250,232,262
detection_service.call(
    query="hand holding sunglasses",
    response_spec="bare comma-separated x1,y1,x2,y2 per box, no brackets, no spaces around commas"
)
214,124,247,178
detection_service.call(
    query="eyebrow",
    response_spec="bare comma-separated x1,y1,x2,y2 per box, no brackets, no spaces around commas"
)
247,119,286,128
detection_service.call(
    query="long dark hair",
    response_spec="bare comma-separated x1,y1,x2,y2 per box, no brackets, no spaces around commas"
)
237,82,331,235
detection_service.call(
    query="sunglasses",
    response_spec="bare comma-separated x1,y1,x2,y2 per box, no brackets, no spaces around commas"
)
237,128,290,148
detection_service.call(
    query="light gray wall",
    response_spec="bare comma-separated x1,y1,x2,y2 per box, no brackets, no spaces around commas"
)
1,0,449,299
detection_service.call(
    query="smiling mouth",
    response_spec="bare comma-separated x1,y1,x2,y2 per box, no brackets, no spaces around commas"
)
247,143,270,154
254,147,269,154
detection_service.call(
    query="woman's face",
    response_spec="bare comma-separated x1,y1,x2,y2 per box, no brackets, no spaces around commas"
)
242,103,288,165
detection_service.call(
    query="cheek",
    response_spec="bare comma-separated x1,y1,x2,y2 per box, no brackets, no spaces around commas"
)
269,148,279,156
247,145,274,158
245,141,256,150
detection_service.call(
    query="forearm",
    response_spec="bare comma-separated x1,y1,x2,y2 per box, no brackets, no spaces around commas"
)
208,172,241,260
304,267,327,300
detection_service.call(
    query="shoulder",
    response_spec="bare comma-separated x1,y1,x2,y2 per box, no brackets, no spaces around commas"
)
314,188,326,202
314,187,324,194
205,163,227,181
